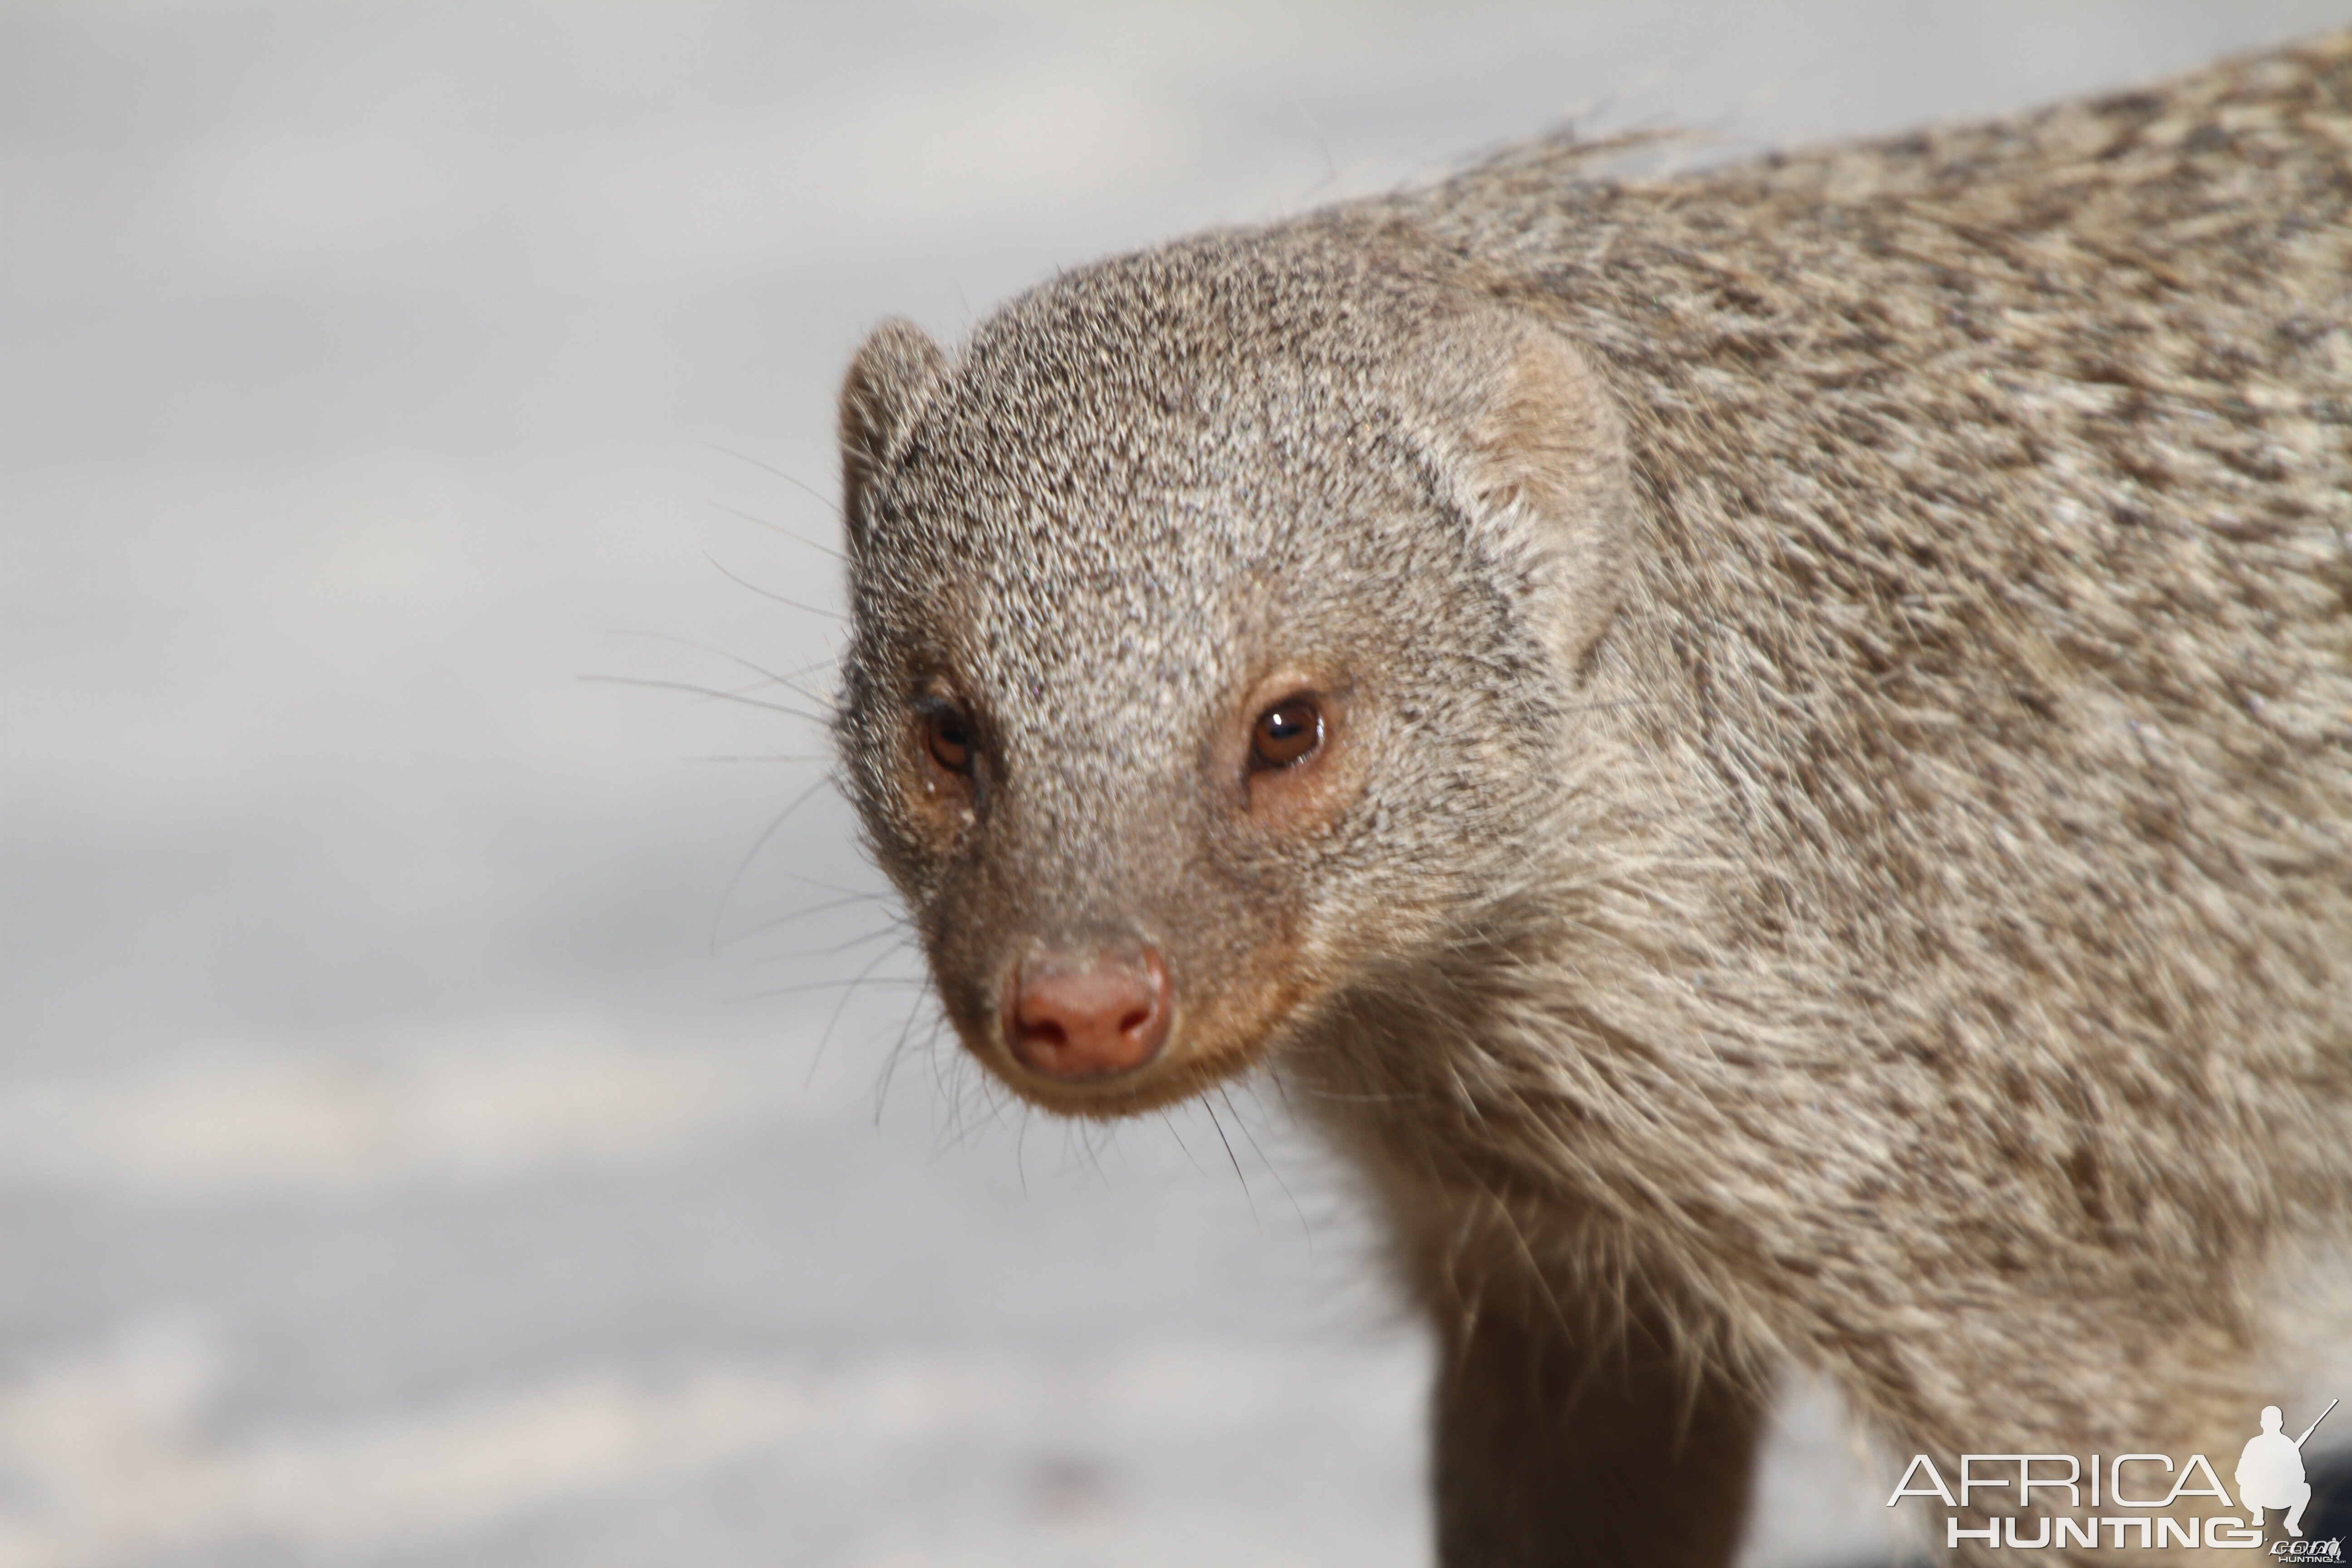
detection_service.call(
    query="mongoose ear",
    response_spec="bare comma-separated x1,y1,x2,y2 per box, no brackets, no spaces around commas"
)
1460,326,1632,670
839,318,947,547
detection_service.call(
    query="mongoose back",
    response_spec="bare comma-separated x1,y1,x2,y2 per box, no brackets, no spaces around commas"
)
831,34,2352,1568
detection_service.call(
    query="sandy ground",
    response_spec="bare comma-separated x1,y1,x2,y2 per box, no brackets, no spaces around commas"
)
5,3,2352,1563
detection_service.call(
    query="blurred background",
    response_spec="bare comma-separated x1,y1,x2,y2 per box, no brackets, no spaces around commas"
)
5,3,2352,1564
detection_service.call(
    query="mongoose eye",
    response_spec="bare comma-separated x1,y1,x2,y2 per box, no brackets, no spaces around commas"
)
924,707,975,775
1250,696,1323,771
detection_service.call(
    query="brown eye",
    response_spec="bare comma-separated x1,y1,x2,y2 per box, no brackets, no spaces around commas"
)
925,708,974,774
1250,696,1323,771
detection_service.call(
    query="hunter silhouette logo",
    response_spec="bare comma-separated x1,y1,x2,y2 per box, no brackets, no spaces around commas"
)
1886,1399,2341,1552
2242,1401,2336,1540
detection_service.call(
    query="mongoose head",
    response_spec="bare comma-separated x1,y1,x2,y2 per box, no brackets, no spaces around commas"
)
833,218,1631,1118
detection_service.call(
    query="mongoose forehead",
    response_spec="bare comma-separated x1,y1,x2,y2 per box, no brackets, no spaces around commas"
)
831,33,2352,1566
844,226,1576,695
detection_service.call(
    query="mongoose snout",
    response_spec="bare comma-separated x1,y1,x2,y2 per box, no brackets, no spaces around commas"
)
1004,946,1173,1081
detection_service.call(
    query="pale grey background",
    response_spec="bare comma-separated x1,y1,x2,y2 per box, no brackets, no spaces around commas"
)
5,4,2351,1565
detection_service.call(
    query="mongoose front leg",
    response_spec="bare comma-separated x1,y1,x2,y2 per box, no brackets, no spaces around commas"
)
1432,1287,1765,1568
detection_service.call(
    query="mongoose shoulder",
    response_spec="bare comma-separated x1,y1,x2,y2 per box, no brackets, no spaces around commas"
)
832,33,2352,1568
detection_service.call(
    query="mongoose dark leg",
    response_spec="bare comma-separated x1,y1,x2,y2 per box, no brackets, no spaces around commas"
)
1432,1292,1764,1568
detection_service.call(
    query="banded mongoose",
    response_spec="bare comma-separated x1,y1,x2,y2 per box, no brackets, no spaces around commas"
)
830,34,2352,1568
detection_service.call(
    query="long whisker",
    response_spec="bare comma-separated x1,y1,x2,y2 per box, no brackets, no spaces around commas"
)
1204,1099,1260,1234
872,990,939,1126
809,937,911,1088
1220,1085,1312,1240
1159,1108,1206,1178
706,446,847,529
682,754,833,765
710,772,839,948
762,921,910,962
719,891,893,946
725,975,928,1000
598,627,840,683
700,544,848,621
578,672,831,726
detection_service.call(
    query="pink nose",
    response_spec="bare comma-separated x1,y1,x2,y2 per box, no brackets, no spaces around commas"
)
1005,947,1172,1081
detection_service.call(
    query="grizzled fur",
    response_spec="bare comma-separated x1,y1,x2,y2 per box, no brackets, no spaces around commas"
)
833,34,2352,1568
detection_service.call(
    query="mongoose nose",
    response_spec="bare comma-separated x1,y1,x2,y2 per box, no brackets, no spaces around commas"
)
1005,948,1171,1081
